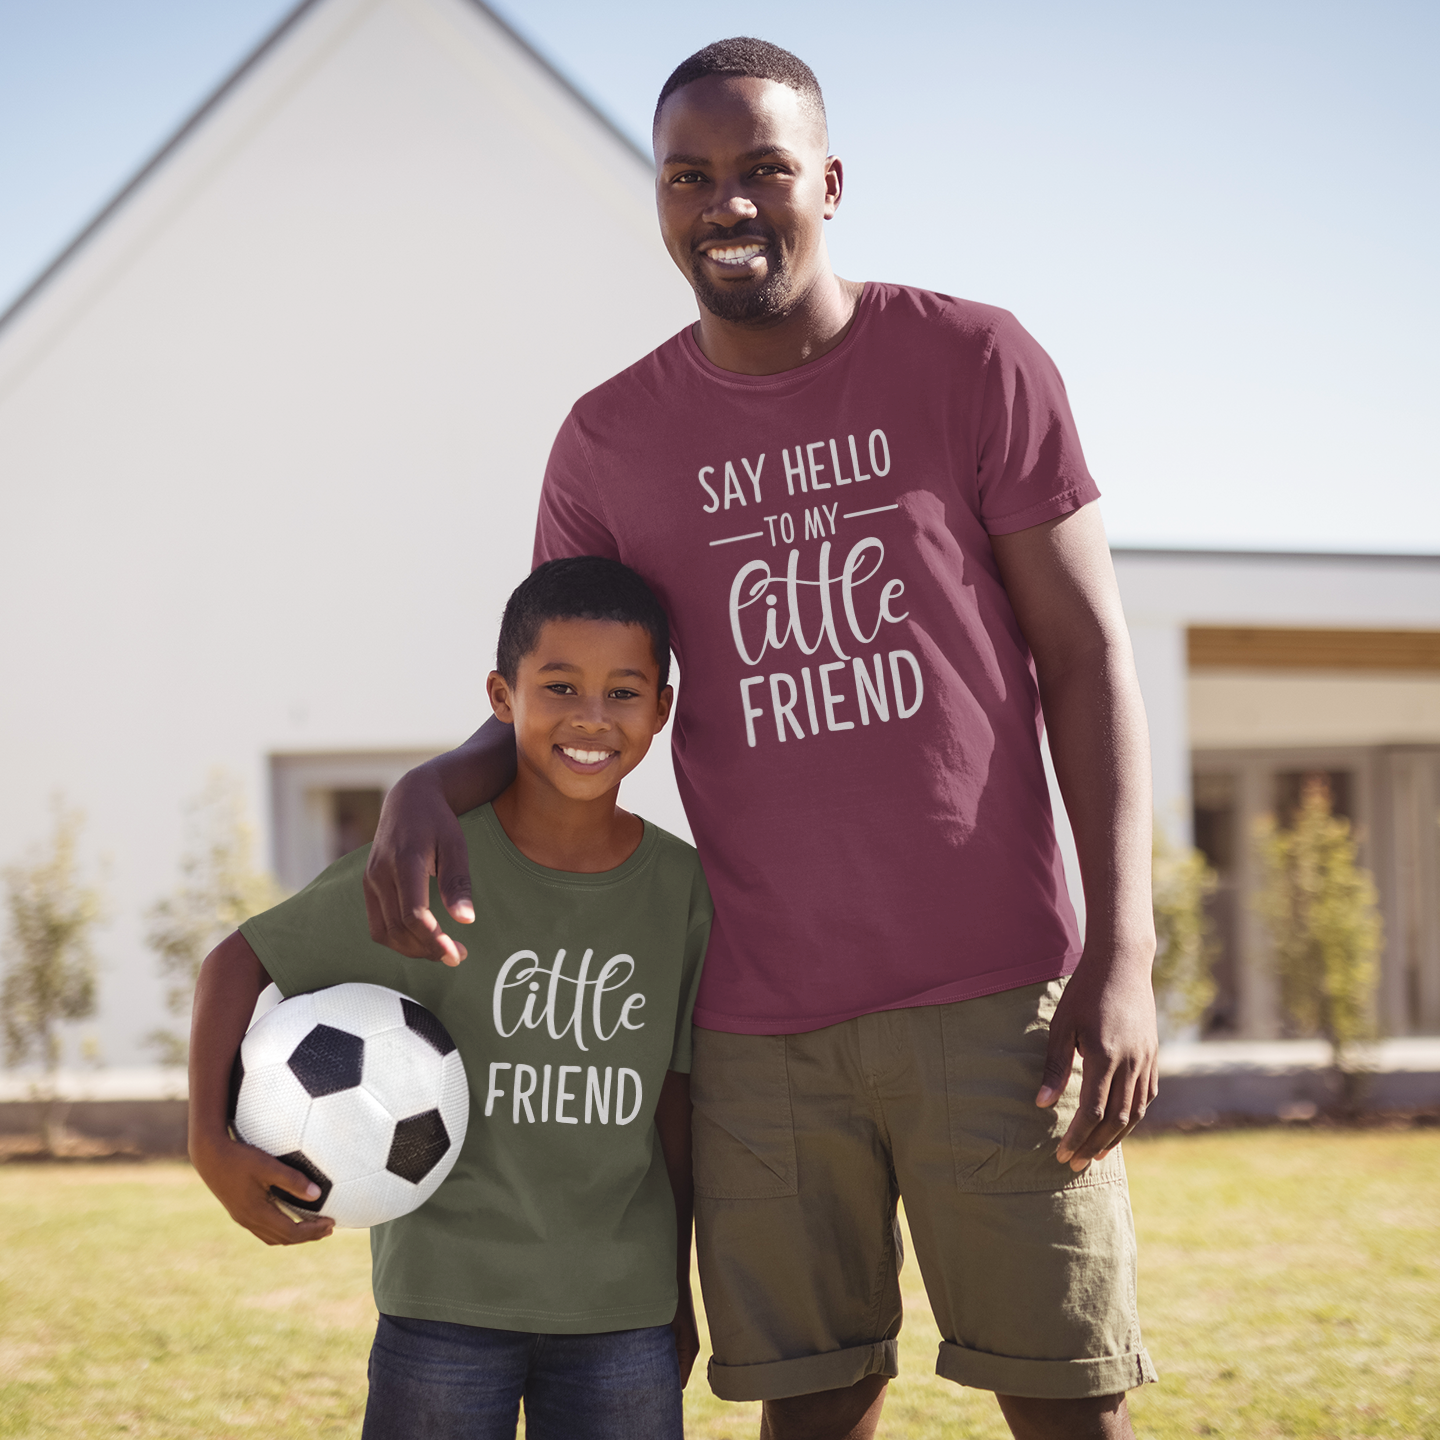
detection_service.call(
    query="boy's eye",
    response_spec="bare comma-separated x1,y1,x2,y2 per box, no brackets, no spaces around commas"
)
609,688,640,700
544,683,577,695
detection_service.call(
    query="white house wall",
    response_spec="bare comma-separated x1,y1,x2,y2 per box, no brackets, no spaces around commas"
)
1113,548,1440,856
0,0,695,1067
1191,673,1440,749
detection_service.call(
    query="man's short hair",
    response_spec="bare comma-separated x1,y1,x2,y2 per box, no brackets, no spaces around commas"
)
653,37,826,139
496,557,671,689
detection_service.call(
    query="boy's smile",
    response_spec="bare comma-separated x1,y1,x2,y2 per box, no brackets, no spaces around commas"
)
487,617,673,872
557,745,617,770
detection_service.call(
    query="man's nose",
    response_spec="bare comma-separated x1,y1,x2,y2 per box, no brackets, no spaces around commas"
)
702,192,758,227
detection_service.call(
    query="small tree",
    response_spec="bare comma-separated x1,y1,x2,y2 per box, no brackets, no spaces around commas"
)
1151,827,1218,1035
1253,777,1382,1092
145,771,285,1066
2,803,103,1151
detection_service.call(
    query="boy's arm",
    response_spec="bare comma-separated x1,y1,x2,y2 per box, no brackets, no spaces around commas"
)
188,930,335,1246
363,716,517,965
655,1069,699,1386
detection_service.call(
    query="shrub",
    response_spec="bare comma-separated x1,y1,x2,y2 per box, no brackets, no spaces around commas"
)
145,771,285,1065
1151,827,1218,1034
1,802,103,1150
1253,776,1381,1083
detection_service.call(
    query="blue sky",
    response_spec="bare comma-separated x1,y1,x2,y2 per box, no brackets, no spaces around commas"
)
1,0,1435,552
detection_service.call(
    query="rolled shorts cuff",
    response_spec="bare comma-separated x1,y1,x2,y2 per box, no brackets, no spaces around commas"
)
707,1340,899,1402
936,1341,1158,1399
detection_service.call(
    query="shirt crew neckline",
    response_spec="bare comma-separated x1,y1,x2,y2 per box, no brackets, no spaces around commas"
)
677,280,875,391
475,802,658,888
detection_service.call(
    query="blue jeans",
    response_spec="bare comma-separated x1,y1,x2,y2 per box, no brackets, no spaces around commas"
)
362,1313,684,1440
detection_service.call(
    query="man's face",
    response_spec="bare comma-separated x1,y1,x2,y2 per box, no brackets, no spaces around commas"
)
486,619,672,805
654,76,840,324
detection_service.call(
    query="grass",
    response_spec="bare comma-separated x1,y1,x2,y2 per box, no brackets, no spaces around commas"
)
1,1129,1437,1437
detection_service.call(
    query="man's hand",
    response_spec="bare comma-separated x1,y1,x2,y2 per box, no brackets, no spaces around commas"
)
363,771,475,965
362,718,518,964
191,1130,335,1246
1037,949,1158,1171
672,1287,700,1386
993,503,1159,1173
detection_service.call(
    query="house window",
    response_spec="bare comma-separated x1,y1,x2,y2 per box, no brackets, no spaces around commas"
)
1274,769,1353,827
1192,771,1239,1037
1191,749,1370,1040
269,752,442,891
330,789,385,861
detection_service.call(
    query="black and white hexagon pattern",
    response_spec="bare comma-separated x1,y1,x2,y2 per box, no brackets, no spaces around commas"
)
231,982,467,1229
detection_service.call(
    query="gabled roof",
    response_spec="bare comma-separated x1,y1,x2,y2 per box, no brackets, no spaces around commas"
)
0,0,648,337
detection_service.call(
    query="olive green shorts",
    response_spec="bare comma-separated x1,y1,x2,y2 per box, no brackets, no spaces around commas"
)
690,978,1157,1403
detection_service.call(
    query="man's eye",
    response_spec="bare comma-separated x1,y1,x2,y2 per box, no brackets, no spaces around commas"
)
672,171,704,184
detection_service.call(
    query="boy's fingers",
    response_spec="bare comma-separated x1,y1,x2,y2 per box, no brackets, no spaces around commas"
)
249,1205,334,1246
269,1208,335,1244
261,1155,322,1204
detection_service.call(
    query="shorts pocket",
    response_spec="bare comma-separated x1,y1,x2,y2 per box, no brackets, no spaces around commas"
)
941,980,1123,1195
690,1029,798,1200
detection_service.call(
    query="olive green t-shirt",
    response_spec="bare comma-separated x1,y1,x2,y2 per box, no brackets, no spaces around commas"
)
240,804,711,1334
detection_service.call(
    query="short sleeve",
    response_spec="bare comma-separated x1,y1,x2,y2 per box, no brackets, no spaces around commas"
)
666,860,713,1074
974,311,1100,536
240,849,413,1000
533,410,623,568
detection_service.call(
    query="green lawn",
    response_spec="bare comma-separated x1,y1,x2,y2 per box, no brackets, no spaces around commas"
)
1,1130,1436,1438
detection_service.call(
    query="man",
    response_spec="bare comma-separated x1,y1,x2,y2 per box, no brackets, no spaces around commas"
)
364,37,1159,1440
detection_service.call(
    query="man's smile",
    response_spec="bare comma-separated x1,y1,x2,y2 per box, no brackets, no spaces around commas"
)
702,242,766,268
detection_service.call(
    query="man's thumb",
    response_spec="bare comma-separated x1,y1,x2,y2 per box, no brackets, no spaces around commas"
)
1036,1028,1075,1108
437,828,475,924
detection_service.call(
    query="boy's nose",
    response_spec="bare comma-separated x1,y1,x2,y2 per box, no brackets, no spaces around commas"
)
571,702,611,731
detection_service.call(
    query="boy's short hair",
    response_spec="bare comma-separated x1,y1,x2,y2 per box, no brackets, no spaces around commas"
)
496,557,672,689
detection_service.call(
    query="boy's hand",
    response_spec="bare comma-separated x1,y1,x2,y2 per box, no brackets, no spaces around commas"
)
672,1287,700,1386
192,1130,336,1246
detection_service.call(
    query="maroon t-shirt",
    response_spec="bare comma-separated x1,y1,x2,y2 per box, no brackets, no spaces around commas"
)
534,282,1094,1034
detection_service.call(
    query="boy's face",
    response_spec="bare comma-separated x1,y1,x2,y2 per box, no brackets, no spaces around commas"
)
487,618,673,803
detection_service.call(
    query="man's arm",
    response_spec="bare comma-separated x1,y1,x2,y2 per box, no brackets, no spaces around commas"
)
990,501,1159,1171
188,930,335,1244
654,1069,699,1385
363,715,517,964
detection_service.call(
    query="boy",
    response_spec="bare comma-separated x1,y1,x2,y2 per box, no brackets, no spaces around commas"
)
188,556,709,1440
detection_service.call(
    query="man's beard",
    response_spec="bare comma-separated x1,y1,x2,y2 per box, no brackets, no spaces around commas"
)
689,248,793,324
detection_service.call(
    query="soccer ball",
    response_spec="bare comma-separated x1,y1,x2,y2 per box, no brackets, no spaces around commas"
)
229,982,468,1228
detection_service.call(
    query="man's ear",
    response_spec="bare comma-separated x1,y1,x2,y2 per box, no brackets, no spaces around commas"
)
654,685,675,733
487,671,516,725
823,154,844,218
